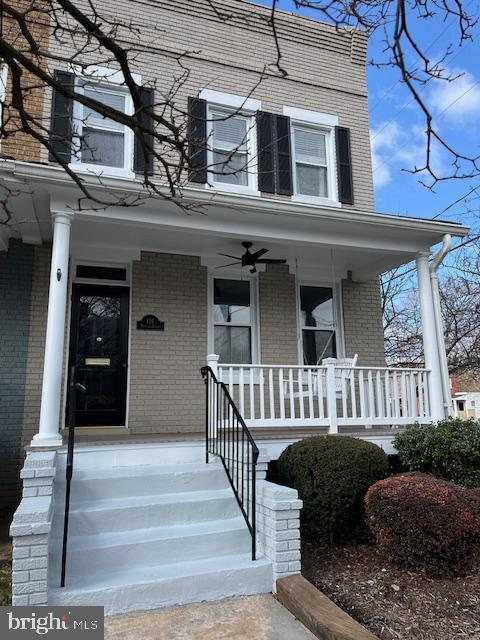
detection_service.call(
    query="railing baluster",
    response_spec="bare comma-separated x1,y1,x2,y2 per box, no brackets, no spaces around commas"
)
359,369,366,419
368,370,375,419
288,368,295,419
307,369,314,419
350,369,357,418
279,368,285,420
259,367,265,420
268,368,275,419
239,367,245,417
341,370,348,418
249,367,255,420
298,368,305,420
317,369,324,419
376,370,384,418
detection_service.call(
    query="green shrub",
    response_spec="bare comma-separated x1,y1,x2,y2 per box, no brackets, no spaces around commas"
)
394,419,480,488
366,472,480,575
276,436,389,541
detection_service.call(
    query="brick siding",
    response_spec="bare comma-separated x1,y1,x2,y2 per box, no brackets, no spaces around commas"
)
0,241,34,517
341,277,386,366
259,264,298,365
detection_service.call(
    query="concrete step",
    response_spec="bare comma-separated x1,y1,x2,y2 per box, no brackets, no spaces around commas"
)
49,553,273,615
51,518,251,578
55,463,229,502
55,488,241,535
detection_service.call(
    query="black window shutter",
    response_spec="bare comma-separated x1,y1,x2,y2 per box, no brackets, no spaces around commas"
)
49,70,75,163
335,126,354,204
274,115,293,196
188,97,207,183
134,86,154,175
256,111,275,194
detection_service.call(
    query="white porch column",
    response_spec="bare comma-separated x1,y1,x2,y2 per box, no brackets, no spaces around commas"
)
416,252,445,422
32,211,73,447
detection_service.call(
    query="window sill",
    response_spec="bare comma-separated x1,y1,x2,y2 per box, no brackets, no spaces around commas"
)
205,181,260,197
69,163,136,181
291,194,342,208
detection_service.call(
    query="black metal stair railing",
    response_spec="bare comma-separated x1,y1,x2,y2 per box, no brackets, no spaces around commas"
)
60,366,86,587
201,365,259,561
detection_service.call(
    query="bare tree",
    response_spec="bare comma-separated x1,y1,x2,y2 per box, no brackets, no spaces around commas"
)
0,0,478,215
266,0,480,188
382,231,480,374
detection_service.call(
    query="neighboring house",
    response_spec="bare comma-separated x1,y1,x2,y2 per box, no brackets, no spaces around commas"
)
451,373,480,420
0,0,468,613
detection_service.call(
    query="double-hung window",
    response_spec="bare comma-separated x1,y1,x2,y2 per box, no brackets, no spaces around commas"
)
213,278,253,364
293,126,329,198
208,109,253,188
299,285,337,365
73,81,134,175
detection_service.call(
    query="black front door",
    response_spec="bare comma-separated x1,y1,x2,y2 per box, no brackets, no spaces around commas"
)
68,284,129,427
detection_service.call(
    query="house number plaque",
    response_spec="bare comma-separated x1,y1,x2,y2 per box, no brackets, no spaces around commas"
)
137,314,164,331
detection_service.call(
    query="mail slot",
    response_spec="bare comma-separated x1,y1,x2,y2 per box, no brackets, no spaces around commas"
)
85,358,111,366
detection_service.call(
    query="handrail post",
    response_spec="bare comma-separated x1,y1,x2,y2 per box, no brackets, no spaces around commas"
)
207,353,219,377
324,358,338,434
252,459,256,561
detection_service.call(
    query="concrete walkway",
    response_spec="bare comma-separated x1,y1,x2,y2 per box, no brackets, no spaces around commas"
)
105,594,316,640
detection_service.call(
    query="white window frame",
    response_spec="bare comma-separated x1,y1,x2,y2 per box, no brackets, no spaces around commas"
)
208,273,260,365
200,90,261,196
296,280,345,365
70,70,136,179
284,105,340,208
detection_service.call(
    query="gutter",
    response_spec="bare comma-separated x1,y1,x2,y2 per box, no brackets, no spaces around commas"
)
429,234,453,416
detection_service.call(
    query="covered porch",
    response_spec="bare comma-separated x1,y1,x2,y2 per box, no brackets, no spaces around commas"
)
0,161,469,446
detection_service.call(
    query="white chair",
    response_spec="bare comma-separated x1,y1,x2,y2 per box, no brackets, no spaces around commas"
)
284,355,358,399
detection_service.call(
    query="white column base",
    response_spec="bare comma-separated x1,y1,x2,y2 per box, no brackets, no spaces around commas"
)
31,432,63,448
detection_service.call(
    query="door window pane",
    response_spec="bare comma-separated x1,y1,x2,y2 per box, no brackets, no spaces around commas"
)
214,279,250,324
300,285,336,365
213,278,253,363
302,329,336,365
214,326,252,364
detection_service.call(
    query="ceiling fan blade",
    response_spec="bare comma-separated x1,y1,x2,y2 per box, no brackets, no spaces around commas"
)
216,261,242,269
250,248,269,260
218,253,241,260
256,259,287,264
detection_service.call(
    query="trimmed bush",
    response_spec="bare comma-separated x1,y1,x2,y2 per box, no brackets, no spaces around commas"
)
366,472,480,575
394,419,480,488
277,436,389,541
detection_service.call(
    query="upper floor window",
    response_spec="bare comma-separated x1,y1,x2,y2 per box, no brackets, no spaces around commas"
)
292,126,329,198
73,81,134,176
209,110,250,187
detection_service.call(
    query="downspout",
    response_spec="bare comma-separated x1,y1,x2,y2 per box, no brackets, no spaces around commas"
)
429,234,452,417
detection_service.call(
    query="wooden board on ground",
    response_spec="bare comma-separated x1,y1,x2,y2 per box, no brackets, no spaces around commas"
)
277,574,378,640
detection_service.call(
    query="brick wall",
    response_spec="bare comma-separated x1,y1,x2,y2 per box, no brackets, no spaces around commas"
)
46,0,375,211
259,264,298,365
21,245,51,447
0,241,34,516
341,277,385,366
2,1,50,162
128,252,208,433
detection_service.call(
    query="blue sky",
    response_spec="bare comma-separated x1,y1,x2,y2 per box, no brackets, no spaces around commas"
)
253,0,480,229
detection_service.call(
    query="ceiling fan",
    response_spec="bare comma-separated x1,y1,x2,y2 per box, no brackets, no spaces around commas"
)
218,241,287,274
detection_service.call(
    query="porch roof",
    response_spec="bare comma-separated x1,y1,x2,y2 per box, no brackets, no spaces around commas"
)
0,159,470,280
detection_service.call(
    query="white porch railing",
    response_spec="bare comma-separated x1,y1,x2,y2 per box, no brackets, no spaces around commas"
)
213,359,432,433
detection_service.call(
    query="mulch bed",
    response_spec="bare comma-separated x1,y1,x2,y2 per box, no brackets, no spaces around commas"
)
302,535,480,640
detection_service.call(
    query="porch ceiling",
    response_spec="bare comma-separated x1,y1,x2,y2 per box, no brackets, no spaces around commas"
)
0,160,469,281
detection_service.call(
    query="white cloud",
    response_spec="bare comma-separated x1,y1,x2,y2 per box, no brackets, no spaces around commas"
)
370,121,447,190
429,69,480,121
